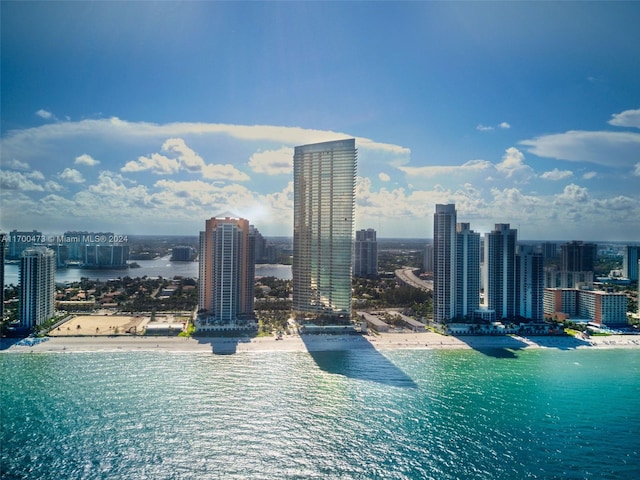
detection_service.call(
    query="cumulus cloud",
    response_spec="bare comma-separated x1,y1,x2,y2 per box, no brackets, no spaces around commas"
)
0,170,45,191
540,168,573,181
608,108,640,128
122,153,180,175
495,147,535,182
634,162,640,176
520,130,640,167
582,171,597,180
248,147,293,175
59,168,85,183
35,109,53,120
499,122,511,129
28,170,45,181
75,154,100,166
556,183,590,203
378,172,391,182
476,124,494,131
162,138,205,172
4,159,30,170
122,138,249,181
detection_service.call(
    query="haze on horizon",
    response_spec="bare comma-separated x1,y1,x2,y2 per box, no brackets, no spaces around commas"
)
1,2,639,242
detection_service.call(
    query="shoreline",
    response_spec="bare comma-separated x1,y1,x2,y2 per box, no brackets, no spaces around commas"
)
2,332,639,354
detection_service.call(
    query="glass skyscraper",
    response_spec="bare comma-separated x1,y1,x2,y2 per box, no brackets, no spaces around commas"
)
293,139,357,323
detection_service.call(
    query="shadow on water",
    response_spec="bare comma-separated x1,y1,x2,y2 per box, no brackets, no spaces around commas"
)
453,334,592,358
301,334,418,388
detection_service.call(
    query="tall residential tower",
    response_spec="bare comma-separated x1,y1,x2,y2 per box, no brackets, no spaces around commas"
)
484,224,517,320
354,228,378,278
19,247,56,329
293,139,356,323
433,204,457,322
198,216,256,327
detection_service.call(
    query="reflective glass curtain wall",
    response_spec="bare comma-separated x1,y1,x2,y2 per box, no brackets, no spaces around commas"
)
293,139,356,321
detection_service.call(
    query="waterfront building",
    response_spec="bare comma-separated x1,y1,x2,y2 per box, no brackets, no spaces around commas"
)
544,287,628,326
7,230,43,259
622,245,639,281
19,247,56,329
484,224,517,320
198,216,256,327
292,139,356,323
83,245,129,268
455,223,480,319
561,241,597,272
433,204,457,322
516,245,544,321
171,245,196,261
354,228,378,278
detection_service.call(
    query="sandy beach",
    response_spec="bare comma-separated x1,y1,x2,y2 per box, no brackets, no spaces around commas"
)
2,331,639,354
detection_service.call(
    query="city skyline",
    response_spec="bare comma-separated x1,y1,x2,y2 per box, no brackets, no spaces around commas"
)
1,2,639,241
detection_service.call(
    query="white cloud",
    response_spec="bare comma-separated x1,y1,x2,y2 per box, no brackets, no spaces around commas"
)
75,154,100,166
582,171,597,180
398,159,491,178
3,159,30,170
555,183,590,203
0,170,44,191
499,122,511,129
121,138,249,181
608,108,640,128
540,168,573,181
35,109,53,120
248,147,293,175
520,130,640,167
1,118,410,158
634,162,640,176
495,147,535,182
122,153,180,175
28,170,45,181
378,172,391,182
201,164,250,181
476,124,494,131
59,168,85,183
45,181,64,192
162,138,205,172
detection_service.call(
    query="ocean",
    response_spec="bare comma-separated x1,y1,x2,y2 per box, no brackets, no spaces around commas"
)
1,348,639,479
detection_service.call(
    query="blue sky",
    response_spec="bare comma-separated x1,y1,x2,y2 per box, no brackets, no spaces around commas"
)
1,1,639,241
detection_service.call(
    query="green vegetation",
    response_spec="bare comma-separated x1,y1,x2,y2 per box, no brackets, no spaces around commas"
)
178,322,196,337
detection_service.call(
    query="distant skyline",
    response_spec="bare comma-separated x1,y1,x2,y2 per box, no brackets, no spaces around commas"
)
1,2,639,241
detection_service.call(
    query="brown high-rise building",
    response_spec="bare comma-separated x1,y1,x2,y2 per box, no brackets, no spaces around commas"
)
198,216,256,326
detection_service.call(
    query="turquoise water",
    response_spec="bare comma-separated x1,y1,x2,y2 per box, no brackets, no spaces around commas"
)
2,348,639,479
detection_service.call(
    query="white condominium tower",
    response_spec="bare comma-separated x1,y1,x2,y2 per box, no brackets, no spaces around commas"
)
433,204,457,322
293,139,357,322
455,222,480,319
19,247,56,329
484,224,518,320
